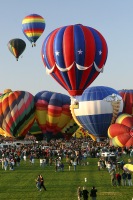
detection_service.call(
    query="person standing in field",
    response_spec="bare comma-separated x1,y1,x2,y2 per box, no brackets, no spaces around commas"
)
82,186,89,200
77,186,82,200
35,175,41,191
90,186,97,200
40,174,47,191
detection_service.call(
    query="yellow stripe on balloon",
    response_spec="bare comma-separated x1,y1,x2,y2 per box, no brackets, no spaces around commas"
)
107,126,112,138
36,110,47,124
22,18,45,24
24,32,42,37
116,113,131,124
114,136,123,147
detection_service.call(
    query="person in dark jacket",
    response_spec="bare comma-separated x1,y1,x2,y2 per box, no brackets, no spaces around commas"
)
90,186,97,200
82,187,89,200
40,175,47,191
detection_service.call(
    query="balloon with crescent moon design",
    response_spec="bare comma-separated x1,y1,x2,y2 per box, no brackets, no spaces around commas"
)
0,89,35,139
108,113,133,148
41,24,108,96
34,91,73,140
22,14,46,47
70,86,123,139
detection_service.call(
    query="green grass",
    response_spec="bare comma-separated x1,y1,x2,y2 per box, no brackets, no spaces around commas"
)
0,156,133,200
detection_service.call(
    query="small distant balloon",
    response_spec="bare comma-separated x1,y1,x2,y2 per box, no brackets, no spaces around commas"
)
7,38,26,61
22,14,46,47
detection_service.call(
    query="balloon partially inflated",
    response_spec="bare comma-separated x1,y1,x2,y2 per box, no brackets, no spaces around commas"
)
123,164,133,172
108,113,133,147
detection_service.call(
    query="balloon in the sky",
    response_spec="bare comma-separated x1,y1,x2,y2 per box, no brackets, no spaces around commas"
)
118,89,133,115
71,86,123,138
34,91,73,140
0,89,35,138
41,24,108,96
7,38,26,61
22,14,46,47
108,113,133,148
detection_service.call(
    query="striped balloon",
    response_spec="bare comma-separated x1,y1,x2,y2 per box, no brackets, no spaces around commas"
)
71,86,123,138
41,24,108,96
118,89,133,115
108,113,133,148
61,118,78,140
22,14,45,46
0,90,35,138
34,91,73,139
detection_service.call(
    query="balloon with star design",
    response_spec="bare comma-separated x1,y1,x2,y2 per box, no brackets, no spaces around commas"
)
41,24,108,96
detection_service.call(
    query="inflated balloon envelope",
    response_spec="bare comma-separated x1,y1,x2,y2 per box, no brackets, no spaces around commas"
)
108,113,133,147
41,24,108,96
123,164,133,172
0,89,35,138
22,14,46,47
70,86,123,139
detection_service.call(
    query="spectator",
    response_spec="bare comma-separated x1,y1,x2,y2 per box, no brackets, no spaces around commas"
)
121,170,127,186
40,174,47,191
82,186,89,200
116,172,121,186
90,186,97,200
127,172,132,186
77,186,82,200
110,169,116,186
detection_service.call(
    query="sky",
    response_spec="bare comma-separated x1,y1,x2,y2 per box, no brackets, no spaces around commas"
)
0,0,133,96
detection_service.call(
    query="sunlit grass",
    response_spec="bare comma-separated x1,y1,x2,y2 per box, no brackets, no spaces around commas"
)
0,156,132,200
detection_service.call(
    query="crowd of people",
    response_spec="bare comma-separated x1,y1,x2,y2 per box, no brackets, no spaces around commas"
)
0,136,133,198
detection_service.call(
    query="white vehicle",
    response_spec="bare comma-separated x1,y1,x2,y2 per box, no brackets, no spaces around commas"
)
101,152,115,157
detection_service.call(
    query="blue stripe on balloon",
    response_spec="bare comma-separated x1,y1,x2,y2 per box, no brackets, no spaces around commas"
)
54,26,72,90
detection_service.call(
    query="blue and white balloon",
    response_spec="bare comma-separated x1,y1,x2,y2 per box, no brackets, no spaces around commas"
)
71,86,123,138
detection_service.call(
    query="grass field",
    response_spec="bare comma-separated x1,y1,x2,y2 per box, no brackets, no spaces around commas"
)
0,156,133,200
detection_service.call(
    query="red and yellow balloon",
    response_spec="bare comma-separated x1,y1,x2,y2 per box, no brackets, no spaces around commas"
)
108,113,133,148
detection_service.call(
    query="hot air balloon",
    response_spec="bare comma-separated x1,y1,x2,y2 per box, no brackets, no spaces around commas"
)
118,89,133,115
29,120,43,141
0,89,35,139
61,119,78,140
108,113,133,148
0,128,11,137
34,91,73,140
71,86,123,139
7,38,26,61
41,24,108,96
123,164,133,172
22,14,46,47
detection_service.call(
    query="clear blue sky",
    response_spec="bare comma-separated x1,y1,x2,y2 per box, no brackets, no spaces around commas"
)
0,0,133,96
